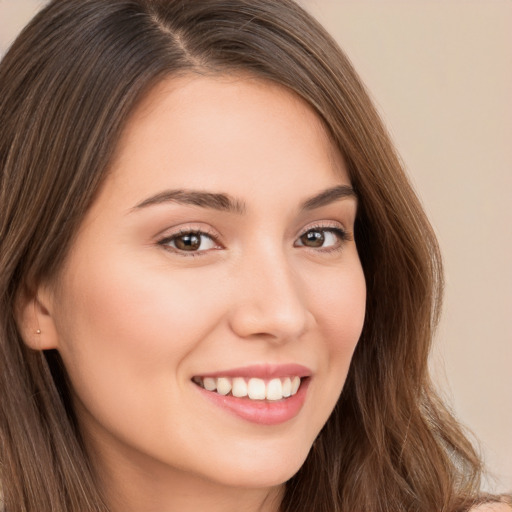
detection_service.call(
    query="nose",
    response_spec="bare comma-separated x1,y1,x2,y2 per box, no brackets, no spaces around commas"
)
227,249,311,342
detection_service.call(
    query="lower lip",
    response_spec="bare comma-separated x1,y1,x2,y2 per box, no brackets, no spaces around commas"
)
194,379,310,426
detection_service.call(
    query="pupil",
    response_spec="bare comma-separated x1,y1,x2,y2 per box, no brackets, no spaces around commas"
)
302,230,324,247
176,234,201,251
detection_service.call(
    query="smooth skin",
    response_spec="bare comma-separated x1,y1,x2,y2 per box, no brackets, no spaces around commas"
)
20,75,367,512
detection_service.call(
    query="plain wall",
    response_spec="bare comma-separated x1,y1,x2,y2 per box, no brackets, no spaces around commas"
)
1,0,511,494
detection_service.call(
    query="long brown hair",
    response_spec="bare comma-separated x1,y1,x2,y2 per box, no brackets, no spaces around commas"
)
0,1,502,510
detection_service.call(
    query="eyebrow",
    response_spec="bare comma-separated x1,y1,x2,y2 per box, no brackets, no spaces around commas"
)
300,184,356,211
131,185,356,214
133,189,246,214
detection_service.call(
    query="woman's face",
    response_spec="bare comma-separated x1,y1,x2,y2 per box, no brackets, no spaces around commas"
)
45,75,366,494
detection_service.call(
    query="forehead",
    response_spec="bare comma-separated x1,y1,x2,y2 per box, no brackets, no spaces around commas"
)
126,72,329,136
113,73,344,173
98,73,349,215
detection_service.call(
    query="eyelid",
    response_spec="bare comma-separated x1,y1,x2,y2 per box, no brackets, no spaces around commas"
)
294,221,352,251
155,220,352,257
296,221,350,239
156,225,224,257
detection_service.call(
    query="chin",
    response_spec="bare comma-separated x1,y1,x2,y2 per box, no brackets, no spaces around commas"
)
207,442,311,489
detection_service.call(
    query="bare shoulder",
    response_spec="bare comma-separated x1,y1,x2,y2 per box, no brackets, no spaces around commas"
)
469,503,512,512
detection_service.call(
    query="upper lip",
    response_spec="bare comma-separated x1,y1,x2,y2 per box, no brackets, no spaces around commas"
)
194,364,312,379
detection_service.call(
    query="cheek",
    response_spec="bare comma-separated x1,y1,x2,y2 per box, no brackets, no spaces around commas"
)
311,262,366,353
52,254,226,417
304,261,366,406
59,256,220,356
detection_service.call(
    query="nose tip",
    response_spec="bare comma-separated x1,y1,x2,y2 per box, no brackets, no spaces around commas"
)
228,263,310,342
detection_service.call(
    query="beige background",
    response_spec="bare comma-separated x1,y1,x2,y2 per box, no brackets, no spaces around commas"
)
1,0,511,493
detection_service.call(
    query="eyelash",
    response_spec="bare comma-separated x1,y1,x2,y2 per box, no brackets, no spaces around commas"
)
157,223,350,257
157,228,221,257
295,224,350,253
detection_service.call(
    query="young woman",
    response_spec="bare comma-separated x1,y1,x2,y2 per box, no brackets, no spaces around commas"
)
0,1,510,511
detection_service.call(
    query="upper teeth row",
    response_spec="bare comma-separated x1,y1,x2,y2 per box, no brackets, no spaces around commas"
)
195,376,302,401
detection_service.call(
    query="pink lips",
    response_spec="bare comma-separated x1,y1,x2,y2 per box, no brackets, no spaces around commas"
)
192,364,311,426
197,363,311,379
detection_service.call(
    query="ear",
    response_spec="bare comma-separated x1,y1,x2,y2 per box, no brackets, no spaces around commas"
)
15,282,60,351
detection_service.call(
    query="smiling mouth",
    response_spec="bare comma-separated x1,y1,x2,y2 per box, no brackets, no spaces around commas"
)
192,376,304,401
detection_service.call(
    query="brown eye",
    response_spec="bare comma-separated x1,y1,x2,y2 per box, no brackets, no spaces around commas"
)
295,227,347,250
159,231,218,253
299,230,325,247
174,233,202,251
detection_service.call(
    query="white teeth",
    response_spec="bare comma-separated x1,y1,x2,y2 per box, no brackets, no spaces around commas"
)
216,377,232,395
291,376,301,395
232,377,248,397
247,378,266,400
292,377,300,395
195,375,304,400
266,378,283,401
203,377,217,391
282,377,292,397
